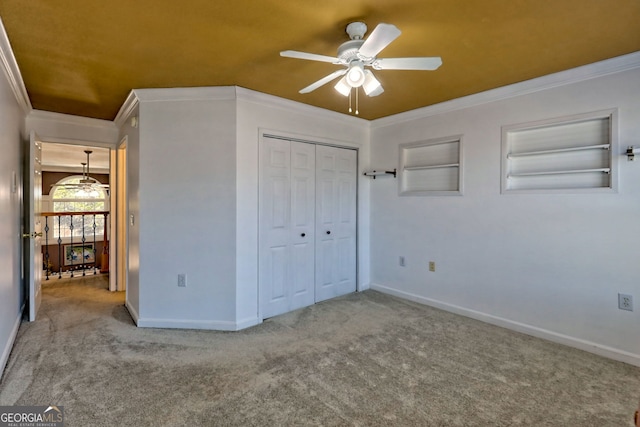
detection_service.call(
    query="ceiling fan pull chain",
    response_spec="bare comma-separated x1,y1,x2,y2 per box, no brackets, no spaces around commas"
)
355,88,359,115
348,88,352,113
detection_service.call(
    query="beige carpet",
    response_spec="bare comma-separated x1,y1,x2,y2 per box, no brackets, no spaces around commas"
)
1,276,639,426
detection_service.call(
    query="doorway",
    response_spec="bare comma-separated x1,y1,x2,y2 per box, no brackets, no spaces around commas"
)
38,141,112,287
259,135,358,319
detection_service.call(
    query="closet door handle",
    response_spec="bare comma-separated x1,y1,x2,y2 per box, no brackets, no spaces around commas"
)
300,233,306,237
326,230,331,235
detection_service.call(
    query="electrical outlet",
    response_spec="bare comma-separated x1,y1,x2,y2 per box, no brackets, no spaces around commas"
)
178,273,187,287
429,261,435,272
399,256,405,267
618,293,633,311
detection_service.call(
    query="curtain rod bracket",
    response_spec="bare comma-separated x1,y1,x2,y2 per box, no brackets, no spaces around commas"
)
363,169,396,179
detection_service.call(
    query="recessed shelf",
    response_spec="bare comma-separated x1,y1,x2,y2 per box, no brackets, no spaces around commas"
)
501,109,617,193
404,163,460,171
399,136,463,196
508,168,611,178
507,144,610,159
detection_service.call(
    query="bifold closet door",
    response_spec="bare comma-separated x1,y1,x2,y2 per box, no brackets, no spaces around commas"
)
315,145,357,302
259,138,316,319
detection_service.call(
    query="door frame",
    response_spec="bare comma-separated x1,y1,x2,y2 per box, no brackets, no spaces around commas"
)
24,131,43,321
114,137,128,292
29,136,117,291
257,129,360,321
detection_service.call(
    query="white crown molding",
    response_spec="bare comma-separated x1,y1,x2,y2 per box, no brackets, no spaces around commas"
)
371,51,640,129
0,17,31,114
28,109,115,128
235,86,368,126
118,85,367,127
134,86,237,102
113,90,140,128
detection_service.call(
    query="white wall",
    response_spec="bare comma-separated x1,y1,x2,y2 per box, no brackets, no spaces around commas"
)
116,87,369,330
130,88,238,329
369,64,640,365
235,88,370,326
0,47,26,377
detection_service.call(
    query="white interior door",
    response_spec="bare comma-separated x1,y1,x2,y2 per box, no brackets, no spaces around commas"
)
24,131,43,321
259,137,316,318
315,145,357,302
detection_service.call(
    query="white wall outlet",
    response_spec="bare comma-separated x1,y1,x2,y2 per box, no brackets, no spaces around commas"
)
618,293,633,311
429,261,436,272
399,256,405,267
178,273,187,287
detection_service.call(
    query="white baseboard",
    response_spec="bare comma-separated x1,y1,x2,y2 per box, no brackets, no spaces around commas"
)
136,316,261,331
235,316,262,330
0,307,24,382
371,283,640,368
125,299,140,325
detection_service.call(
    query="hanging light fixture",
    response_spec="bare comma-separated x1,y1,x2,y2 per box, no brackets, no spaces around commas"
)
79,150,107,194
345,61,366,88
363,70,384,97
334,75,351,96
52,150,109,194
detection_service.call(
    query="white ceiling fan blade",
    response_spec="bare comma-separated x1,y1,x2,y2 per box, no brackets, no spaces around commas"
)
280,50,340,64
299,69,347,94
373,57,443,70
358,23,401,59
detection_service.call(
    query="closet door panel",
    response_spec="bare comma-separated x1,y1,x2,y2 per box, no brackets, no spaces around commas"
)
289,142,315,309
259,138,292,318
315,145,357,302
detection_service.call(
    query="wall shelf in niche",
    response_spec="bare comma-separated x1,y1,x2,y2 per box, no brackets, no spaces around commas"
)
501,109,617,193
399,135,463,196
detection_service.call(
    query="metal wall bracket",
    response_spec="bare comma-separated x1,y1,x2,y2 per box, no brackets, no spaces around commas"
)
363,169,396,179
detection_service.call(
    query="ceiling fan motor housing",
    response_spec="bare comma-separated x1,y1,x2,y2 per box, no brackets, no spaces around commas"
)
337,40,365,63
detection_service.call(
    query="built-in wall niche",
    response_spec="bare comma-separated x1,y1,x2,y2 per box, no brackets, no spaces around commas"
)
501,109,618,193
399,135,463,196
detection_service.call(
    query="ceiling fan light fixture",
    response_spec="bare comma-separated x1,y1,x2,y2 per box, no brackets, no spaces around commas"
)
363,70,383,96
346,62,365,87
334,76,351,96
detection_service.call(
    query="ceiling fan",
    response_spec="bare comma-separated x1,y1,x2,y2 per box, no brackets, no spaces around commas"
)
280,22,442,106
52,150,109,194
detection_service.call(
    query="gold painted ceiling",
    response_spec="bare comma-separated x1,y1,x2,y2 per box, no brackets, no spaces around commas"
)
0,0,638,121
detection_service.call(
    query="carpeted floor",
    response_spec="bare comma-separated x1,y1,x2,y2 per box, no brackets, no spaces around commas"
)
1,276,639,426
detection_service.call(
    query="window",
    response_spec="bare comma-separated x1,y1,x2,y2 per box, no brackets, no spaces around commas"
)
50,176,108,239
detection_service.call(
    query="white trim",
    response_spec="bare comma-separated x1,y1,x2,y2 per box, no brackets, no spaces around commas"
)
113,91,140,129
371,51,640,129
370,283,640,368
259,127,363,150
136,316,261,331
0,307,24,381
0,17,31,114
27,110,116,130
125,299,140,325
235,316,262,330
29,134,116,150
134,86,237,102
236,86,367,126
